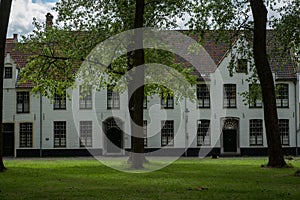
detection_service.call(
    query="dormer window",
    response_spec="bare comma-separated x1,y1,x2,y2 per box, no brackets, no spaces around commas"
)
236,59,247,73
4,67,12,79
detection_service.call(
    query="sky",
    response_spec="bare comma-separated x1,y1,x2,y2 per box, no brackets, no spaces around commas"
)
7,0,59,38
7,0,286,40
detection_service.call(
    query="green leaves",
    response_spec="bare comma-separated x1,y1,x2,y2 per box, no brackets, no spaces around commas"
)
19,0,195,100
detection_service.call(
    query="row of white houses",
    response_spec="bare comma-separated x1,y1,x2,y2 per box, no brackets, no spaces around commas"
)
2,32,299,157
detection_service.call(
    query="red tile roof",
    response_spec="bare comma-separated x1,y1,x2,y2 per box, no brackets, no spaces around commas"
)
5,30,297,88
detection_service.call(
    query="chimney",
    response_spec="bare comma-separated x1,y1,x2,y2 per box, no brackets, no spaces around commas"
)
13,34,18,42
46,12,54,27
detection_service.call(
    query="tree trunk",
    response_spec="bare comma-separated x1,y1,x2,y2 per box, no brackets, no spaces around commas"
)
250,0,287,167
0,0,13,172
128,0,145,169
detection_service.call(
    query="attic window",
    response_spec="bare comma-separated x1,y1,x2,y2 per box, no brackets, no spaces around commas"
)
4,67,12,79
236,59,247,73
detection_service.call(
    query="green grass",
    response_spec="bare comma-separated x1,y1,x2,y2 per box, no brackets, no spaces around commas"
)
0,157,300,200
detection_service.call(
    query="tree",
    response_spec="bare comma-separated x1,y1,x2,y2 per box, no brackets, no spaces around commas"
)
19,0,192,169
249,0,286,167
128,0,145,169
273,0,299,65
188,0,298,167
0,0,13,172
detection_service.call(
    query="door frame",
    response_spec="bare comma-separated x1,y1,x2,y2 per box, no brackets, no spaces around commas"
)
220,117,240,155
102,117,125,156
2,123,15,157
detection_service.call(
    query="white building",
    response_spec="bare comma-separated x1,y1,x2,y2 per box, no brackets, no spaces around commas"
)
2,32,299,157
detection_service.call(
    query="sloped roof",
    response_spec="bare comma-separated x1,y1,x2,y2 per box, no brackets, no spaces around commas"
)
5,36,33,88
266,30,297,81
5,38,31,69
5,30,297,88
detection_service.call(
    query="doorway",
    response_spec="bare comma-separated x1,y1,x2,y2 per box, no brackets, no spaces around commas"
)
3,123,14,157
104,118,123,154
221,118,239,154
223,129,237,152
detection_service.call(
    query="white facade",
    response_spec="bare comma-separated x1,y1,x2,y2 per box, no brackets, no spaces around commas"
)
2,39,299,157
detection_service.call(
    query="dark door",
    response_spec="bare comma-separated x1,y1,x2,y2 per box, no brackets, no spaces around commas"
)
3,123,14,156
106,127,122,153
223,129,237,152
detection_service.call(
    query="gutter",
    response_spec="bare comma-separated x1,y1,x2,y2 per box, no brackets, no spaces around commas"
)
294,78,298,156
184,98,189,157
39,93,43,157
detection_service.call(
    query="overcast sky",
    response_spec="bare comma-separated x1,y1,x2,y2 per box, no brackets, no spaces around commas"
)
7,0,286,40
7,0,58,38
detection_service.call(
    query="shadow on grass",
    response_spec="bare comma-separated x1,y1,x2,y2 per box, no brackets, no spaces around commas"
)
0,158,299,200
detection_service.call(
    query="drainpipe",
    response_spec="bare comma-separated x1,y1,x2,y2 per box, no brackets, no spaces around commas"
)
39,93,43,157
294,79,298,156
184,98,189,157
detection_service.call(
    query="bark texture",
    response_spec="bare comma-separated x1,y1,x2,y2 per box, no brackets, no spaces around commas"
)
0,0,13,172
128,0,145,169
250,0,287,167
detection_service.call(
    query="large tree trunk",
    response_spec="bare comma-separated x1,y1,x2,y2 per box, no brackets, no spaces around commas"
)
0,0,13,172
128,0,145,169
250,0,287,167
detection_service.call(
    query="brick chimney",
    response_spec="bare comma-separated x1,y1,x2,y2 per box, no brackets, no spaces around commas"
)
46,12,53,27
13,34,18,42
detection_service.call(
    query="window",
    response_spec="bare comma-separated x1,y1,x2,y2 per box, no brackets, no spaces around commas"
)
80,121,92,147
79,85,92,109
4,67,12,79
224,84,236,108
236,59,247,73
161,120,174,146
107,88,120,109
276,84,289,108
279,119,289,145
17,92,30,113
249,84,262,108
54,121,66,147
161,94,174,109
19,123,32,147
143,96,147,109
197,84,210,108
53,93,66,110
197,120,210,146
143,120,147,146
249,119,263,146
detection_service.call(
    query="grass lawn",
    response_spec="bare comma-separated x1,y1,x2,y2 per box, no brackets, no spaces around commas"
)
0,157,300,200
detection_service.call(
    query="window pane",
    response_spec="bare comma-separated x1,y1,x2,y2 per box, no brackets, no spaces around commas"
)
197,84,210,108
276,84,288,108
161,120,174,146
54,121,66,147
197,120,210,146
80,86,92,109
224,84,236,108
107,87,120,109
237,59,247,73
279,119,289,145
17,92,30,113
19,123,33,147
80,121,92,147
4,67,12,79
249,119,263,146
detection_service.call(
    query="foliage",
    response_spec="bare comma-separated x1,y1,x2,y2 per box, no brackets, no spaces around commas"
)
272,0,300,67
19,0,196,100
188,0,298,106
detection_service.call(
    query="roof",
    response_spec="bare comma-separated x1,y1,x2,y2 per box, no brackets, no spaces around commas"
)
5,36,33,68
4,30,297,88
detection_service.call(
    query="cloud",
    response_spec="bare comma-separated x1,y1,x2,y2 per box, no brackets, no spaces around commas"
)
7,0,58,38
